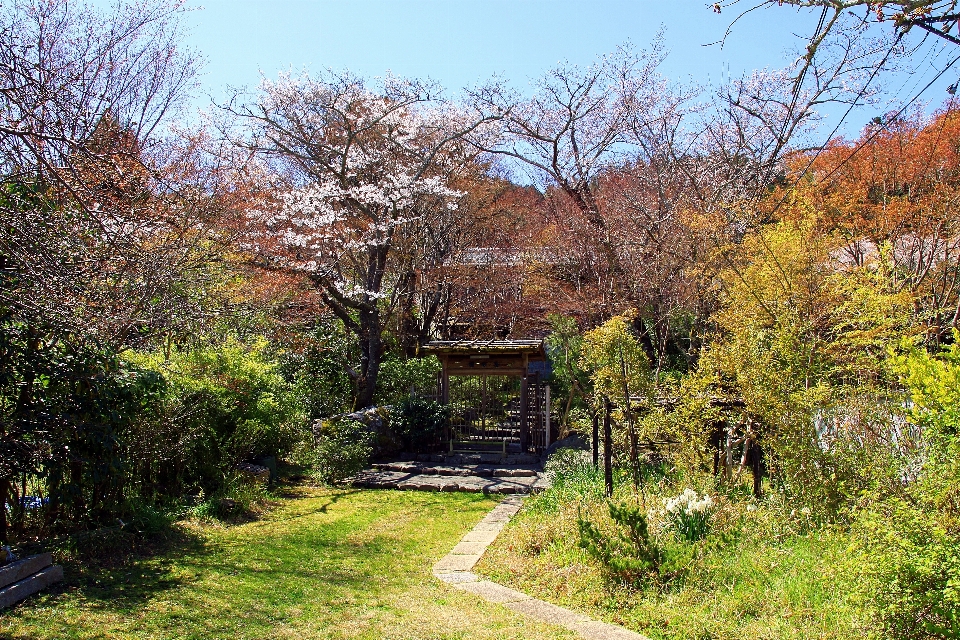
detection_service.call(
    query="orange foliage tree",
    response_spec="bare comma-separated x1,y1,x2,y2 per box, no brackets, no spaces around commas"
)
784,100,960,341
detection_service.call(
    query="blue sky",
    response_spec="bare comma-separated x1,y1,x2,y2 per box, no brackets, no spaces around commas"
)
178,0,959,140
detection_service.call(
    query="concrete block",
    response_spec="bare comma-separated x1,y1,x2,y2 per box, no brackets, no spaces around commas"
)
568,620,651,640
0,565,63,610
433,571,479,584
0,553,52,590
504,598,591,626
451,541,488,556
433,553,481,572
454,580,531,603
462,529,500,544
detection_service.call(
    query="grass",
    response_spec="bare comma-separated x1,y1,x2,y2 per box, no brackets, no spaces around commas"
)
475,475,869,640
1,487,577,640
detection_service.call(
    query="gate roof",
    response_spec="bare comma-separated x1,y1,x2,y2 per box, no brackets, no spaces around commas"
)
423,339,546,377
422,339,545,359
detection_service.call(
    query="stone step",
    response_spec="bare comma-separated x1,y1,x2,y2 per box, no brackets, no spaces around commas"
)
354,469,542,495
372,463,539,478
0,564,63,610
0,553,53,590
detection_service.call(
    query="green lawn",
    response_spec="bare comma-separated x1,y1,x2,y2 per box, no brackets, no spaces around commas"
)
0,488,576,640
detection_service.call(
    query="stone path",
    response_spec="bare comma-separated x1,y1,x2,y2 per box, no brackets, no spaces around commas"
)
353,462,551,495
433,496,649,640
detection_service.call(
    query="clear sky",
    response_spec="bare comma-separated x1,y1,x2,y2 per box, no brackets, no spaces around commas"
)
178,0,959,140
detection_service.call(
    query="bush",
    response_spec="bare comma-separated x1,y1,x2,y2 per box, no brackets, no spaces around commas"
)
849,337,960,639
311,419,373,485
280,320,357,420
392,397,447,452
375,355,442,406
125,338,308,496
855,478,960,640
190,471,270,521
578,501,672,586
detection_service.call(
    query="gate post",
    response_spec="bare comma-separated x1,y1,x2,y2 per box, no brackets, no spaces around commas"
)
520,375,529,452
544,384,551,450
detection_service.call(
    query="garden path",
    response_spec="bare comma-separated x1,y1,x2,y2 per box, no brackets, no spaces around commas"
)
433,496,649,640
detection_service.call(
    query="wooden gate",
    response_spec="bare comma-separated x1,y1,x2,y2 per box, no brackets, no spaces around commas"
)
422,340,551,454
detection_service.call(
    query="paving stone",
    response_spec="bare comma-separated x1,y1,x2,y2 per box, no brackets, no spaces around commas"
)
485,483,528,495
472,519,505,532
433,571,479,584
433,553,481,572
450,541,488,556
493,469,537,477
494,502,522,516
462,529,500,544
568,620,651,640
532,477,553,493
0,565,63,610
0,554,52,591
504,598,592,626
454,580,531,603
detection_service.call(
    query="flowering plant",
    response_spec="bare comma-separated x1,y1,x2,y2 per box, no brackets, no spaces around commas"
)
662,488,714,542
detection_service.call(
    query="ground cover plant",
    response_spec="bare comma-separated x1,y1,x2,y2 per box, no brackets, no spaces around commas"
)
1,488,577,640
476,455,867,640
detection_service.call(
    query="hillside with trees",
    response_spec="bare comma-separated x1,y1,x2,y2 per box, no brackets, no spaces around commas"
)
0,1,958,638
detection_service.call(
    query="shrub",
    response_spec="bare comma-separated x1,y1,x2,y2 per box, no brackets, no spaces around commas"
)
392,397,447,452
311,418,373,485
851,336,960,639
375,355,442,406
126,338,308,496
578,501,663,585
281,320,357,420
190,471,270,521
854,478,960,640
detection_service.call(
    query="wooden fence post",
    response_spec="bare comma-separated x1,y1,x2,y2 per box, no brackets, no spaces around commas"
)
592,412,599,469
603,396,613,497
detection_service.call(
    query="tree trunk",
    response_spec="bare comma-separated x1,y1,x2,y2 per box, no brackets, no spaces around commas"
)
354,310,382,410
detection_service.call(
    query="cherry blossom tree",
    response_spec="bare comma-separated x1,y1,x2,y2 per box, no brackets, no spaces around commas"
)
229,71,494,408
